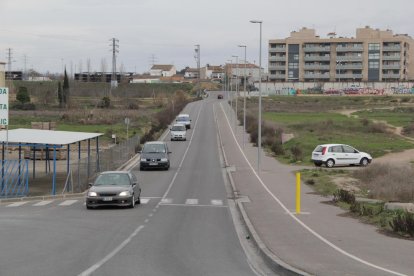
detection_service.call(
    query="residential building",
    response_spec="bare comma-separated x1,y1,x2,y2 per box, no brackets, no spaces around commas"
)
268,26,414,82
0,62,5,87
225,63,263,82
200,65,224,80
184,68,199,79
149,65,176,77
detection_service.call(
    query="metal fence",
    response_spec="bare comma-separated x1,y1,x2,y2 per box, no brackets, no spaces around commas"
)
0,160,29,198
64,134,140,193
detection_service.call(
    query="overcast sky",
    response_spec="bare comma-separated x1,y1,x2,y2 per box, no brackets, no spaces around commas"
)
1,0,413,75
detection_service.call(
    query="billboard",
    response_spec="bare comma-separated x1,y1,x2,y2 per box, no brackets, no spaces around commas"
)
0,87,9,125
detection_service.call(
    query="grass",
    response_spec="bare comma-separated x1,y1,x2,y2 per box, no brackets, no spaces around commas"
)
299,168,343,196
354,107,414,127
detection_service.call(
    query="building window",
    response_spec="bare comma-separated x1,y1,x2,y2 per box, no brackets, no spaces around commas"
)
369,61,379,68
288,71,294,78
368,53,380,59
288,63,298,69
293,54,299,60
368,43,380,51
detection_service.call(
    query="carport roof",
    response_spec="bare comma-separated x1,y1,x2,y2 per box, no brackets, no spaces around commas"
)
0,128,103,146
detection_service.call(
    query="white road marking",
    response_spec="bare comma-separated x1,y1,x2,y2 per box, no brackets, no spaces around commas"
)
140,198,150,204
211,199,223,206
7,202,28,207
59,200,78,206
32,200,53,206
160,198,172,204
185,198,198,205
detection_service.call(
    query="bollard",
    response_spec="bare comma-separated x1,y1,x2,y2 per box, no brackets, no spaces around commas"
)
296,172,301,214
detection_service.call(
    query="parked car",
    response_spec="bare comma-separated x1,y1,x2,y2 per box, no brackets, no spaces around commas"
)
176,114,191,129
170,123,187,141
311,144,372,168
217,94,223,99
140,141,171,170
86,171,141,209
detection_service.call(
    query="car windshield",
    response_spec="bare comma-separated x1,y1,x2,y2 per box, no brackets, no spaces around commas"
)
94,173,130,186
143,144,166,153
172,125,186,131
177,117,189,122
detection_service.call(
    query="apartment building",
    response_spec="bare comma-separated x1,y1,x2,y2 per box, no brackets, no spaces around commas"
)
268,26,414,82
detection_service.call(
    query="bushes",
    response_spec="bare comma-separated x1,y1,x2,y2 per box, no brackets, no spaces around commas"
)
333,189,356,204
349,202,383,217
390,211,414,237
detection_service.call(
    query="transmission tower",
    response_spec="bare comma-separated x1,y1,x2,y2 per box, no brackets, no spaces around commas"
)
109,38,119,89
194,45,201,97
149,54,158,68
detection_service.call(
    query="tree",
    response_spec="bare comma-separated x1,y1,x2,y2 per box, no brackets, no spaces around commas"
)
57,82,63,107
16,87,30,104
63,68,70,108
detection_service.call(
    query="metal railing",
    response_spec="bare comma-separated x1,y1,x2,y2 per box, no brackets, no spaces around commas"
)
0,160,29,198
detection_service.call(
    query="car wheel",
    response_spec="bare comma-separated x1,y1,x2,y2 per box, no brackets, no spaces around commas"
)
137,196,141,204
314,162,322,167
140,166,145,171
326,159,335,168
360,157,369,166
130,195,135,208
86,205,92,210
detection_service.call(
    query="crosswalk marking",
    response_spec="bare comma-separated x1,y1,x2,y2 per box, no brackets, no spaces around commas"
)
32,200,53,206
160,198,172,204
211,199,223,206
140,198,150,204
7,202,28,207
185,198,198,205
59,200,78,206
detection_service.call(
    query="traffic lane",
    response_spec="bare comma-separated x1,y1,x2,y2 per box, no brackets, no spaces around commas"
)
90,205,255,276
216,102,396,276
0,199,157,276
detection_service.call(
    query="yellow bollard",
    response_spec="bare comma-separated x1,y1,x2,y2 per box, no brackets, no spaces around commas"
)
296,172,301,214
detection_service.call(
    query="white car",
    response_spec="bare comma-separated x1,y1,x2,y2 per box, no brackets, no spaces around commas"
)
170,123,187,141
311,144,372,168
176,114,191,129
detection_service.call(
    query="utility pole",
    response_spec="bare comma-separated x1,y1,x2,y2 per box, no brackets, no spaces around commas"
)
194,45,201,97
110,38,119,90
23,54,28,81
149,54,158,68
6,48,13,81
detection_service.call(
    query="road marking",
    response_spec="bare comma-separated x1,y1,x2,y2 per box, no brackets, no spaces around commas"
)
59,200,78,206
220,102,407,276
140,198,150,204
185,198,198,205
159,203,227,208
7,202,28,207
160,198,172,204
211,199,223,206
32,200,53,206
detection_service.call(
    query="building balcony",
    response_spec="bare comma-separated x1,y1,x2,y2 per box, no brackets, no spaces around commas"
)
269,56,286,62
304,64,330,70
304,56,330,61
304,73,330,79
269,73,286,79
303,46,331,52
382,64,401,70
382,45,401,52
336,73,363,79
382,73,400,78
336,46,363,52
337,64,363,70
336,56,363,62
382,55,401,60
269,47,287,53
269,65,286,70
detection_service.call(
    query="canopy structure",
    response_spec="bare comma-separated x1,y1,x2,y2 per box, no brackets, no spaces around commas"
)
0,128,103,195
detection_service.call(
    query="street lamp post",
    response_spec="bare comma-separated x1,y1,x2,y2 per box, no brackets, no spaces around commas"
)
238,45,247,149
232,55,239,131
227,59,233,113
250,20,263,172
336,61,342,89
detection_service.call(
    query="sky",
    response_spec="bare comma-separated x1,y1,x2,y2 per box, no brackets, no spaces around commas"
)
0,0,413,75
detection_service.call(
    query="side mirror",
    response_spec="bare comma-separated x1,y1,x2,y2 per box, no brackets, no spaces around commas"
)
88,183,93,187
168,151,172,154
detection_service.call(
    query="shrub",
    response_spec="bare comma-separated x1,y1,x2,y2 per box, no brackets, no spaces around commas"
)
350,202,384,217
333,189,355,204
16,87,31,104
270,141,284,155
290,145,303,162
98,97,111,108
390,211,414,237
305,179,315,185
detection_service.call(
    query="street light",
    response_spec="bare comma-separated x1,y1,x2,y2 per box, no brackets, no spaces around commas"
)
238,45,247,149
232,55,239,131
250,20,263,172
336,60,343,88
227,59,233,112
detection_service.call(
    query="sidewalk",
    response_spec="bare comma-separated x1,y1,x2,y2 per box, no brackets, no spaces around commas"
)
217,102,413,276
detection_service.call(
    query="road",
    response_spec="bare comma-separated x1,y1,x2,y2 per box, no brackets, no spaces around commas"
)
0,97,266,276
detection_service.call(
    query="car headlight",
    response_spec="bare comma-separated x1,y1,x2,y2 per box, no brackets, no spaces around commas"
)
140,158,147,162
119,191,131,197
160,158,168,162
88,191,98,197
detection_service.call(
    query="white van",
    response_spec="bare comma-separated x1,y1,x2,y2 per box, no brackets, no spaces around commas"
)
176,114,191,129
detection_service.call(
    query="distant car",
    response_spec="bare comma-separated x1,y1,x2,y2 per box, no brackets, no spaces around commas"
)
170,123,187,141
217,94,223,99
176,114,191,129
140,141,171,170
86,171,141,209
311,144,372,168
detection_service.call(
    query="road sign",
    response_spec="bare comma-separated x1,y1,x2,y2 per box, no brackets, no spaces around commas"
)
0,87,8,125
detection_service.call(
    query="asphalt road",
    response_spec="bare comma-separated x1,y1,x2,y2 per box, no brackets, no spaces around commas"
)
0,98,263,276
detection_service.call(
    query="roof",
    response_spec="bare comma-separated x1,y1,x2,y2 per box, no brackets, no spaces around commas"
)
0,128,103,146
151,65,174,71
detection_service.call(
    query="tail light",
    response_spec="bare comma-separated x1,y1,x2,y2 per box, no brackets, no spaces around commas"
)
321,147,327,155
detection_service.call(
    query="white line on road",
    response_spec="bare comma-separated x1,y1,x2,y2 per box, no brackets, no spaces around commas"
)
59,200,78,206
211,199,223,206
7,202,28,207
32,200,53,206
160,198,172,204
140,198,150,204
185,198,198,205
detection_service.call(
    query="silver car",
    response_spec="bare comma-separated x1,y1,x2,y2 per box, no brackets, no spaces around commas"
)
86,171,141,209
170,123,187,141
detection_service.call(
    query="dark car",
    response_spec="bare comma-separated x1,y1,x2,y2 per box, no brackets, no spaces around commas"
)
86,171,141,209
139,141,171,170
217,94,223,99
